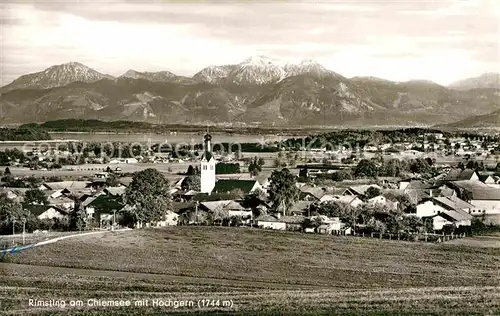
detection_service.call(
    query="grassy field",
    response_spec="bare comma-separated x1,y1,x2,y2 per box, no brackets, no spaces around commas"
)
1,227,500,315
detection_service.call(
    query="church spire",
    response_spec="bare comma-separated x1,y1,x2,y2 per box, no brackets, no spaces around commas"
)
203,127,212,161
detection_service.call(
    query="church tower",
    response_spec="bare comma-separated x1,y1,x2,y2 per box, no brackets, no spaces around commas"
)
200,132,216,194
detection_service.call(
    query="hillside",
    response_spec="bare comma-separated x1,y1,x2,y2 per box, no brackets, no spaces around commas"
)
0,62,113,93
3,227,500,315
449,73,500,90
1,58,500,126
437,109,500,129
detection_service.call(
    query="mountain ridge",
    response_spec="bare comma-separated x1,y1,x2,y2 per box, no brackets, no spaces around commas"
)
1,58,499,127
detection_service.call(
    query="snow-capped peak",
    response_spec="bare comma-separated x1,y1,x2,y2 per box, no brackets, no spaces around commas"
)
122,69,139,78
239,55,282,66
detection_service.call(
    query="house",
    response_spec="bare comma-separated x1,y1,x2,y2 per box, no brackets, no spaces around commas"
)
479,174,495,184
427,210,472,231
279,215,305,231
415,196,474,218
323,195,364,208
83,194,124,218
298,185,333,201
255,214,286,230
24,204,68,221
48,195,75,211
399,179,432,191
288,201,314,216
479,174,500,188
155,210,179,227
448,180,500,215
199,200,252,219
445,168,479,181
212,179,261,195
367,195,398,210
110,158,138,164
317,216,342,234
40,181,91,192
0,188,24,202
103,186,127,197
343,184,382,198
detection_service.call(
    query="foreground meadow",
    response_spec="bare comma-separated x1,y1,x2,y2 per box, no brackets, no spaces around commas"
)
1,227,500,315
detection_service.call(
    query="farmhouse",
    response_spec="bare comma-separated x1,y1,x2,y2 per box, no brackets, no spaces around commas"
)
343,184,382,198
445,168,479,181
427,210,473,231
367,195,398,210
415,195,474,218
155,210,179,227
324,195,364,208
288,201,314,216
255,214,285,230
448,180,500,215
199,200,252,218
40,181,92,191
23,204,68,220
103,186,126,197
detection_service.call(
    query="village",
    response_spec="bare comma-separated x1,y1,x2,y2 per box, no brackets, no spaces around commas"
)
1,129,499,248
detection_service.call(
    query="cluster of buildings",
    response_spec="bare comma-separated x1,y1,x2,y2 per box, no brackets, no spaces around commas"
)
2,133,500,237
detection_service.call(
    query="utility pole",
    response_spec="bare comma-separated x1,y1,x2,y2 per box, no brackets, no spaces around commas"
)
112,209,116,231
22,218,26,245
195,201,199,225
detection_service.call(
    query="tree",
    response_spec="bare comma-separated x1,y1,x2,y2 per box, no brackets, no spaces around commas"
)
4,167,11,176
365,187,382,200
252,187,268,201
24,189,48,205
268,168,299,216
317,201,360,233
229,215,243,227
383,159,401,177
257,158,265,167
248,157,262,176
354,159,378,178
331,169,352,182
186,165,195,175
410,158,430,174
228,188,245,200
70,209,88,232
124,168,172,227
0,193,29,234
182,175,201,191
105,173,121,187
401,215,424,233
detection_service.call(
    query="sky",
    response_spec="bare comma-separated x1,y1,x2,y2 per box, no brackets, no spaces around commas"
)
0,0,499,86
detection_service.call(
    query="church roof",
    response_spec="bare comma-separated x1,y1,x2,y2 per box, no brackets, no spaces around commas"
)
213,179,258,194
202,133,213,161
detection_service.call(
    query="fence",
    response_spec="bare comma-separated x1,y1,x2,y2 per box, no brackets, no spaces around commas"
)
0,231,74,249
349,231,467,243
1,229,130,255
0,230,106,249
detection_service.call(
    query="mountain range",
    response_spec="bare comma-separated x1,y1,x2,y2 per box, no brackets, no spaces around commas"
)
0,56,499,127
436,109,500,129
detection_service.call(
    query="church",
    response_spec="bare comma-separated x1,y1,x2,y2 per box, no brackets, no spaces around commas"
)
199,132,262,196
200,133,216,194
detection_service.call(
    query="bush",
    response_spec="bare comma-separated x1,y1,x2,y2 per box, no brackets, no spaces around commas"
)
0,253,16,263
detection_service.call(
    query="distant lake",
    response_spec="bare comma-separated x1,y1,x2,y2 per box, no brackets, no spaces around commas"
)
49,132,299,144
0,132,304,150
